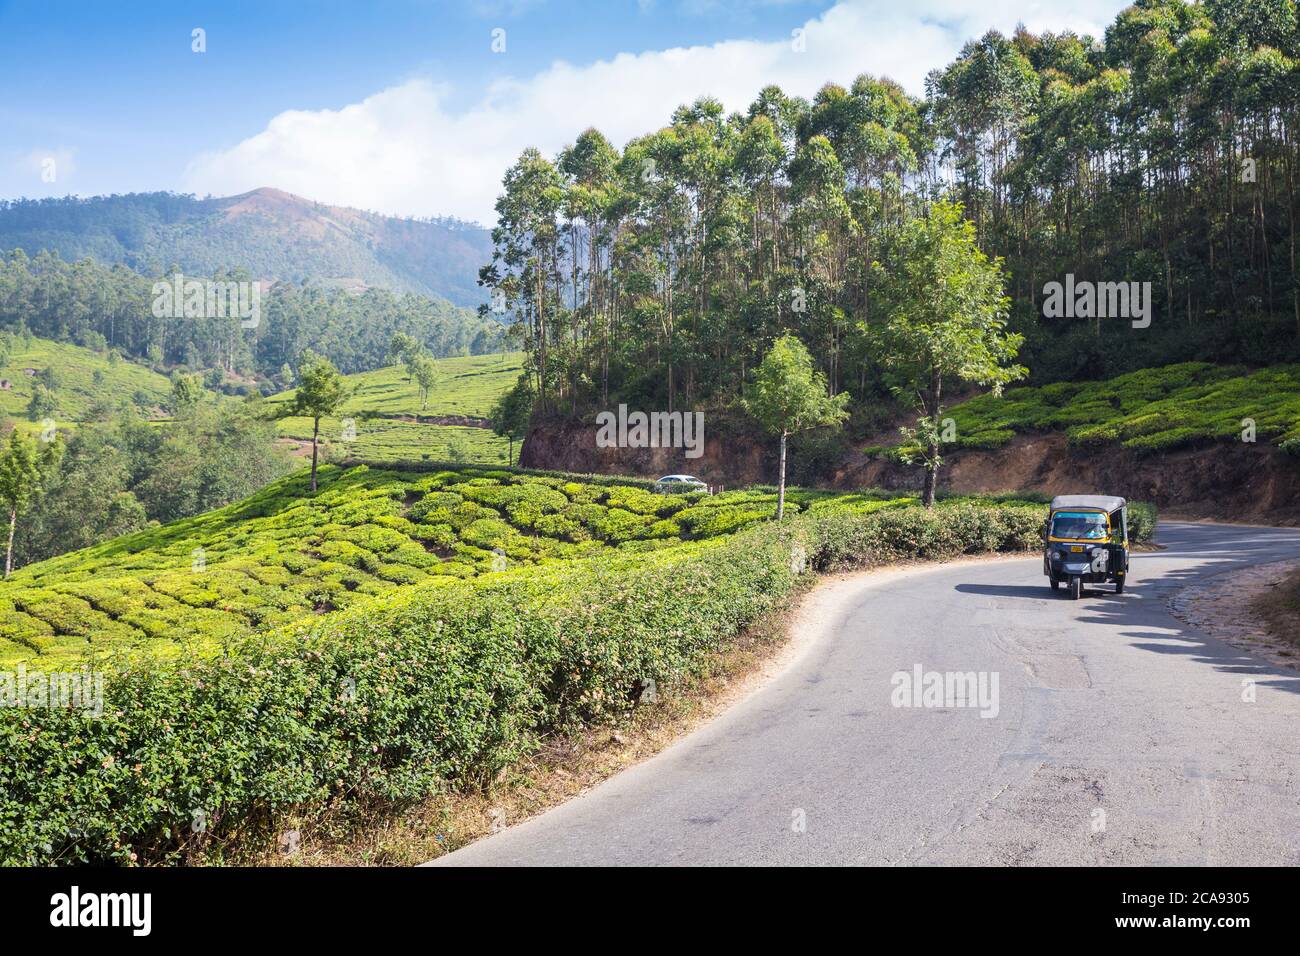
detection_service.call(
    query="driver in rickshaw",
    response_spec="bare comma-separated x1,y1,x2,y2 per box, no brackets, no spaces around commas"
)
1049,511,1109,541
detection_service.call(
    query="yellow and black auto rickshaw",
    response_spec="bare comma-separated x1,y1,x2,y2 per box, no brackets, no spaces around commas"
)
1043,495,1130,600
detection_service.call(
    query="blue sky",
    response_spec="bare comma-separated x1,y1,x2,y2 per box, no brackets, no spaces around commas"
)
0,0,1129,224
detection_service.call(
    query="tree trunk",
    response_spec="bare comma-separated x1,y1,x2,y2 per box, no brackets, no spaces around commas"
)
924,368,943,508
777,431,788,521
923,454,938,508
311,416,320,493
5,506,15,578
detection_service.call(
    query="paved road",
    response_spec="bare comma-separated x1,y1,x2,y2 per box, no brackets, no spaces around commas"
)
435,522,1300,866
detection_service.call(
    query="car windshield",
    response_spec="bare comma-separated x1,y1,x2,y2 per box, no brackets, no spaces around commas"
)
1051,511,1108,540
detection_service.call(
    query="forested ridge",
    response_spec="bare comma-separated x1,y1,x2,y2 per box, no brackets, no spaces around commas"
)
0,248,505,380
482,0,1300,416
0,188,494,307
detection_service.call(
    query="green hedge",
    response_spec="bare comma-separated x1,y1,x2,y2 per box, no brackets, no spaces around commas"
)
1,502,1065,865
1127,502,1158,544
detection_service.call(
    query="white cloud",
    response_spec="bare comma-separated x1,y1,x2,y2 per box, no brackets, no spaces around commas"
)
181,0,1125,225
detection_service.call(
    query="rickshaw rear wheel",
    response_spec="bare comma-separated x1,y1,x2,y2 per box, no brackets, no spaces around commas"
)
1069,576,1082,600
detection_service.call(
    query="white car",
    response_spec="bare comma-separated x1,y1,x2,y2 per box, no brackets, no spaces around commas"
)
653,474,708,494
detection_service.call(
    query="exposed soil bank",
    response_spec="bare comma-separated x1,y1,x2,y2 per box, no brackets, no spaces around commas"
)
521,420,1300,524
837,434,1300,525
519,417,771,488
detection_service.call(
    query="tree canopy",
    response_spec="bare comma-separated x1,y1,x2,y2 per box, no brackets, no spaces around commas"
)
481,4,1300,419
866,200,1025,505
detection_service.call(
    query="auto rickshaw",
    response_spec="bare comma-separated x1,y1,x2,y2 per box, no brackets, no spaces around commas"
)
1042,495,1130,600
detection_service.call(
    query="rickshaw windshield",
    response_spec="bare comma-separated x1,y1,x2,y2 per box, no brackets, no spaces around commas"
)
1050,511,1108,540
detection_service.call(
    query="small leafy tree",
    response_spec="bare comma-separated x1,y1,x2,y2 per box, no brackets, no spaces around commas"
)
27,384,56,422
745,334,849,520
170,373,205,414
488,374,535,466
413,354,439,410
289,351,350,492
0,431,54,576
865,201,1026,506
388,332,419,381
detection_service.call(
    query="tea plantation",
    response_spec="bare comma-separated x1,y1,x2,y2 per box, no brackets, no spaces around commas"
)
866,362,1300,457
267,351,524,420
268,352,523,465
0,464,924,668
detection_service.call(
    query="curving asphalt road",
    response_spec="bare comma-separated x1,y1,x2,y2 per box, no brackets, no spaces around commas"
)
433,522,1300,866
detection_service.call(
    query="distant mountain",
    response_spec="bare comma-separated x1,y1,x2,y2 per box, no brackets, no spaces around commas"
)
0,188,493,307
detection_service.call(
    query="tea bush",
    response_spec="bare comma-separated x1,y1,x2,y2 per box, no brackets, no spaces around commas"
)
1,464,932,667
0,498,1065,865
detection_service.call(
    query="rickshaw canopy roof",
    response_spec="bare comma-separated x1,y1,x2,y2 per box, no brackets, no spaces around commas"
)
1050,494,1126,514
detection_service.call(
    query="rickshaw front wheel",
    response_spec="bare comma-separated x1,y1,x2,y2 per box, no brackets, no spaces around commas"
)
1068,576,1082,600
1114,575,1125,595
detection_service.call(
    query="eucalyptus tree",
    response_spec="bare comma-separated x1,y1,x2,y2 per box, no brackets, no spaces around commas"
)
483,148,564,412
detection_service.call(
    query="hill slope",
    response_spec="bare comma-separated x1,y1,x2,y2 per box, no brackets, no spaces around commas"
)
1,335,172,427
268,351,524,465
0,188,493,307
866,363,1300,456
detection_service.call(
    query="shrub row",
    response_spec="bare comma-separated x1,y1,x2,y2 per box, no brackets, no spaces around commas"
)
1,501,1057,865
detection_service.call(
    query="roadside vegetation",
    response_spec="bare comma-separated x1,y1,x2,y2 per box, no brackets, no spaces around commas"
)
2,464,1133,865
0,463,964,668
